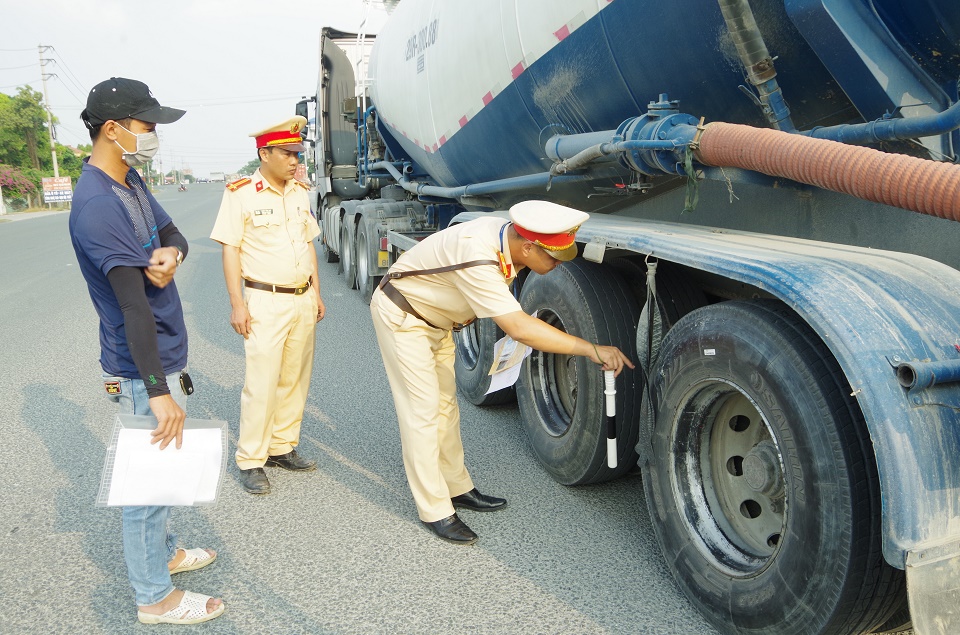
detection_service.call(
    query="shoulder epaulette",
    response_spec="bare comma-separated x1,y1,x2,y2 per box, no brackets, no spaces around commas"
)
295,180,309,189
226,177,251,192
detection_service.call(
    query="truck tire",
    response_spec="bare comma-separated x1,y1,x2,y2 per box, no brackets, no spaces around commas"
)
642,299,905,635
320,202,341,264
356,219,380,304
454,318,517,406
341,221,358,290
516,260,641,485
608,258,705,328
321,238,339,264
869,597,911,634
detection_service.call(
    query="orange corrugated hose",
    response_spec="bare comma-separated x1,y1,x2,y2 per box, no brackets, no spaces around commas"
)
695,122,960,223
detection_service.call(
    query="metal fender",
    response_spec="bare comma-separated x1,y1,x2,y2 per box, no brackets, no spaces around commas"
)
456,210,960,569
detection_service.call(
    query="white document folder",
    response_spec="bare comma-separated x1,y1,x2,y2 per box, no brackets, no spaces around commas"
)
485,335,532,394
484,310,536,395
96,414,227,507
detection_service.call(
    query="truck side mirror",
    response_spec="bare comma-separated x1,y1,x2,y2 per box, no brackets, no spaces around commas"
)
295,99,309,120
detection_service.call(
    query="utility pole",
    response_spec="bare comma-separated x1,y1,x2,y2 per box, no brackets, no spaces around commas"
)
157,131,165,185
38,45,59,178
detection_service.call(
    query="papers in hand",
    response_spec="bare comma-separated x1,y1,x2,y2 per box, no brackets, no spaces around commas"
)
97,414,227,507
485,334,532,394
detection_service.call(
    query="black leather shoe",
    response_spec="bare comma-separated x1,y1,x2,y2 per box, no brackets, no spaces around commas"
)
422,514,478,545
452,488,507,512
265,449,316,472
239,467,271,494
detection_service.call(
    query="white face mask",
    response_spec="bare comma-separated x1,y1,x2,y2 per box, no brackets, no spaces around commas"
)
114,123,160,167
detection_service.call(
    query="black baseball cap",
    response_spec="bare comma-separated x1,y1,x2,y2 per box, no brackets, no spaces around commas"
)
80,77,185,129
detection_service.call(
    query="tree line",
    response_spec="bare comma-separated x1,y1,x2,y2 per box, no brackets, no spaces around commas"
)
0,86,88,208
0,85,294,208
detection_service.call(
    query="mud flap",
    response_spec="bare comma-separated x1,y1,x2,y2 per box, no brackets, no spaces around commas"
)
907,542,960,634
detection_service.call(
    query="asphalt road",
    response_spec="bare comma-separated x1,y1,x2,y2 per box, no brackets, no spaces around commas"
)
0,183,719,635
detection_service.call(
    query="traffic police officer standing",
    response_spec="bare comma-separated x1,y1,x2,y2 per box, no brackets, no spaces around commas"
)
210,115,325,494
370,200,633,544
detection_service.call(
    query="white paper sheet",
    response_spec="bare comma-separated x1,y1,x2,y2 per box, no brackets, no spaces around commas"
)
106,427,224,506
485,335,532,394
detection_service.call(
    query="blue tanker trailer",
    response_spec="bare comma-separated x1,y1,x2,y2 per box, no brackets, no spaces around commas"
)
297,1,960,633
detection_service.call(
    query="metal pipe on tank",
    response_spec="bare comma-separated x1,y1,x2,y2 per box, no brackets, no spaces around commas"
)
540,94,960,222
803,98,960,151
368,161,594,201
896,359,960,390
549,139,681,176
545,131,619,162
717,0,796,132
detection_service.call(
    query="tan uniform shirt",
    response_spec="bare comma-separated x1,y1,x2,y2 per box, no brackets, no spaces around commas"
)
390,217,522,329
210,169,320,286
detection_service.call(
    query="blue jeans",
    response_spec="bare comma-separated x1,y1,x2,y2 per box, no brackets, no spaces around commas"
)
104,371,185,606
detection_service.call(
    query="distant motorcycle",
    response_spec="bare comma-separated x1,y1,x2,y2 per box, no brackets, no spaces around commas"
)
178,184,187,192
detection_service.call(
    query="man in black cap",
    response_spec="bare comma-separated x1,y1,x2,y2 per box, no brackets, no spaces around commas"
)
70,77,224,624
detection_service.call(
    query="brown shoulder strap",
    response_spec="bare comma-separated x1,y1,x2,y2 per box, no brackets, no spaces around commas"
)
384,259,499,280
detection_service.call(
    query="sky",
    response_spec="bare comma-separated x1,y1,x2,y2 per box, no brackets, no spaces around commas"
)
0,0,391,179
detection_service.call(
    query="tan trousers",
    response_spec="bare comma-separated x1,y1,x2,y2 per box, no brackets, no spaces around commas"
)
237,288,317,469
370,288,474,522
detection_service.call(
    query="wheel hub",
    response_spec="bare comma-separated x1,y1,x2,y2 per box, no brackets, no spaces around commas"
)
529,309,577,436
742,441,784,498
701,390,787,560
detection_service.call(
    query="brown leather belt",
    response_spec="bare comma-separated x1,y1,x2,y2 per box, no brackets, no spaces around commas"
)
378,277,445,330
244,279,311,295
377,259,499,332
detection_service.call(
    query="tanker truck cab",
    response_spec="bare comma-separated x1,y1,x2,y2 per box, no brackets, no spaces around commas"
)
302,1,960,633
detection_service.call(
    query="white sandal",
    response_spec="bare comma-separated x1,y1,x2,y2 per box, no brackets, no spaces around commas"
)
169,548,217,574
138,590,225,625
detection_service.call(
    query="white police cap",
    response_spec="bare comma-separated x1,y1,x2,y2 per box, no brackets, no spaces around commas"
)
250,115,307,152
509,200,590,261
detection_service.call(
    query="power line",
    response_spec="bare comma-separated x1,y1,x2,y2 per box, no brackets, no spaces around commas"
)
50,74,85,106
0,63,37,71
162,151,253,158
56,122,89,141
173,95,302,107
47,63,87,102
52,92,306,109
53,94,303,110
184,92,300,102
159,141,257,151
162,146,254,154
0,81,37,90
48,47,89,95
0,47,36,52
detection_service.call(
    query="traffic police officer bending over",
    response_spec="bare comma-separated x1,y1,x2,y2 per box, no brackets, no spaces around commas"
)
210,116,326,494
370,200,633,544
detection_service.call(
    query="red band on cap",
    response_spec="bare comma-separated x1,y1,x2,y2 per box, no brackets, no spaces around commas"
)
256,130,302,148
514,224,577,250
